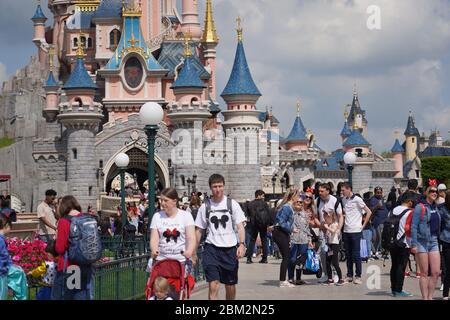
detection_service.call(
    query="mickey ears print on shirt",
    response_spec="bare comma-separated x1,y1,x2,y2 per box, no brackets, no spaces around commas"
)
210,215,229,230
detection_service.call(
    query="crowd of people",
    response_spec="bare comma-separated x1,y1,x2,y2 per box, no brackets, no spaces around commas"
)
0,175,449,301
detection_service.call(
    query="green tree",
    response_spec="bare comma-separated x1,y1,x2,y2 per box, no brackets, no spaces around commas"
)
443,140,450,146
421,156,450,187
381,151,393,158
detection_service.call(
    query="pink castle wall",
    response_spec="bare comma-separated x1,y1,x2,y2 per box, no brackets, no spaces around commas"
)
393,153,403,178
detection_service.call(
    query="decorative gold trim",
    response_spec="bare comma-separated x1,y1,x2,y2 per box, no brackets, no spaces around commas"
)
73,0,101,12
236,16,243,42
122,0,142,17
183,32,193,58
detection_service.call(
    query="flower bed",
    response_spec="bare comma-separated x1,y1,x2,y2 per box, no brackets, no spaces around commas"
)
5,238,47,274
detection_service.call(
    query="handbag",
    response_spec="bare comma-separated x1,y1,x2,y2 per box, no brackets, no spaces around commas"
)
360,239,368,259
305,249,320,273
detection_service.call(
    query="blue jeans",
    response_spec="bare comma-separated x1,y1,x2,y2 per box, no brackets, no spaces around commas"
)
51,271,92,300
343,232,362,278
288,244,308,280
362,229,373,257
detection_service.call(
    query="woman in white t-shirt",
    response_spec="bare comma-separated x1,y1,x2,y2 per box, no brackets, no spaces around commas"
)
150,188,196,263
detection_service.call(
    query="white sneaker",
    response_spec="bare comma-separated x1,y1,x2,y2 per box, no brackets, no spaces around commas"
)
440,284,444,291
333,275,339,283
280,280,296,288
252,253,256,258
353,277,362,285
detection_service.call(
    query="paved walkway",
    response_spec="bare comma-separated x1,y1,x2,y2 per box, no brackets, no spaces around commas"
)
190,257,444,300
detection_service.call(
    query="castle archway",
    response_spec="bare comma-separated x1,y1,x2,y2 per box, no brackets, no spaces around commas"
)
103,145,170,195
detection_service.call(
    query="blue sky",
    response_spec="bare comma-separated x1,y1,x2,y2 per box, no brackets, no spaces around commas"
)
1,0,450,153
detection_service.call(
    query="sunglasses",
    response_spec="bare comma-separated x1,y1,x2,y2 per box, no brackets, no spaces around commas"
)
429,189,438,194
304,196,313,200
295,201,303,204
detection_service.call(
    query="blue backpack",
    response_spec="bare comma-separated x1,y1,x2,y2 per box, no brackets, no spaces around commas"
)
65,215,103,266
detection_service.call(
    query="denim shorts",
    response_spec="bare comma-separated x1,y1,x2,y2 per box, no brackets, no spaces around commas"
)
417,236,439,253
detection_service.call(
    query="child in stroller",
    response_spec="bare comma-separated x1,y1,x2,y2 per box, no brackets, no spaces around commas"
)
145,257,195,300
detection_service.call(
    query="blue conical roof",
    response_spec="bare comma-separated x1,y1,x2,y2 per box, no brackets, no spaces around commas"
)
172,56,206,89
221,41,261,97
343,129,370,146
285,115,308,143
45,71,58,88
32,5,47,21
93,0,122,18
391,139,405,153
63,57,97,90
404,114,420,136
340,121,352,138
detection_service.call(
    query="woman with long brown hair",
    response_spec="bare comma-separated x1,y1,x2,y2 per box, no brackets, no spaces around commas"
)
271,188,301,287
52,195,92,300
150,188,196,263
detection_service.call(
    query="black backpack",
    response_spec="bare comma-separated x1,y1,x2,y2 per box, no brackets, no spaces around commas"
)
381,208,411,251
253,200,271,227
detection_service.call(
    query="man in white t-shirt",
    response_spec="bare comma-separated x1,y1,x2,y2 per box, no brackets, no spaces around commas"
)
341,182,372,285
194,174,246,300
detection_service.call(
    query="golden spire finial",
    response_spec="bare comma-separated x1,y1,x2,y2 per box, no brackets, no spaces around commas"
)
236,16,243,42
344,110,349,121
202,0,219,44
296,100,301,116
76,31,85,58
183,32,193,57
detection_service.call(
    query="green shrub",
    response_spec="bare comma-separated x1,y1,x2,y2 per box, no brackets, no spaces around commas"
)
0,137,15,149
421,156,450,187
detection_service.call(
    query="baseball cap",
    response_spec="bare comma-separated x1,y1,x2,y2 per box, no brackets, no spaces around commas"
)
438,184,447,191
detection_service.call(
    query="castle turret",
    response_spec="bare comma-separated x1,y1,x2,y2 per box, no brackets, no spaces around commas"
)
201,0,219,100
221,17,262,130
31,2,48,70
181,0,202,40
340,111,352,142
57,44,103,211
404,111,420,162
43,48,60,122
284,102,310,151
343,121,371,155
347,85,368,137
391,138,404,178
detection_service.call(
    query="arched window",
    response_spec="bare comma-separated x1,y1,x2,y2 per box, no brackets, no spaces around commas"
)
109,29,121,49
87,38,93,48
73,37,78,48
80,36,87,48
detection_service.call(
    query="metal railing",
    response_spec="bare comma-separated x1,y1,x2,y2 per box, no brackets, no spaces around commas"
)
101,235,149,259
27,244,205,300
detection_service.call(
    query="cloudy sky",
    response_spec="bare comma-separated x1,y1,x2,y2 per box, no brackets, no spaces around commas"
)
1,0,450,153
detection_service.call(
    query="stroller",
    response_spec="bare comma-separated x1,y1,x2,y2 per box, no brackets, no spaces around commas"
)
145,259,195,300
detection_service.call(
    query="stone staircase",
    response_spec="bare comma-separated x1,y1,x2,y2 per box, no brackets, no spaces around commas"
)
10,213,39,239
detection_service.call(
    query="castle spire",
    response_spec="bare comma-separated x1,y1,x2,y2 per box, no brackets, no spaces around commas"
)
202,0,219,44
297,100,301,116
183,32,193,58
404,109,419,136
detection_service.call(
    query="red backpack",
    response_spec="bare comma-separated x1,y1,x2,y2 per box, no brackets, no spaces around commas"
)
404,203,426,239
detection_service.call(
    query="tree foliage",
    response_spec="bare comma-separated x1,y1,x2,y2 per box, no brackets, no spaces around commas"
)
421,156,450,186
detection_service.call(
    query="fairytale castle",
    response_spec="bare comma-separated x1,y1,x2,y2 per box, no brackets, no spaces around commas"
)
0,0,437,213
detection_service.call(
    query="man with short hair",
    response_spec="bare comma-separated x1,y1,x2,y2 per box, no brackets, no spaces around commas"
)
341,182,372,285
246,190,271,264
37,189,58,243
398,179,421,207
370,187,389,258
193,174,246,300
317,183,344,283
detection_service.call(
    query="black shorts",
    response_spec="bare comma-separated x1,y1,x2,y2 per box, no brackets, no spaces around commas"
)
202,243,239,285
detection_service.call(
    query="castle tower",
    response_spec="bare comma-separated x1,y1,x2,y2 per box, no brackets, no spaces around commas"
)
201,0,219,100
347,85,368,137
342,121,371,155
180,0,202,40
31,2,48,71
284,101,310,151
221,18,262,200
391,138,404,178
43,48,60,122
340,111,352,142
57,43,103,211
404,111,420,162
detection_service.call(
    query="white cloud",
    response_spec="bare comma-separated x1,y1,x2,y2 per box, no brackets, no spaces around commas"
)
207,0,450,152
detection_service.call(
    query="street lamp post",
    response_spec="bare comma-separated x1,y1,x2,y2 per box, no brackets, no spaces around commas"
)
271,175,277,197
139,102,164,224
280,177,286,194
192,174,197,194
114,153,130,234
344,151,357,190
